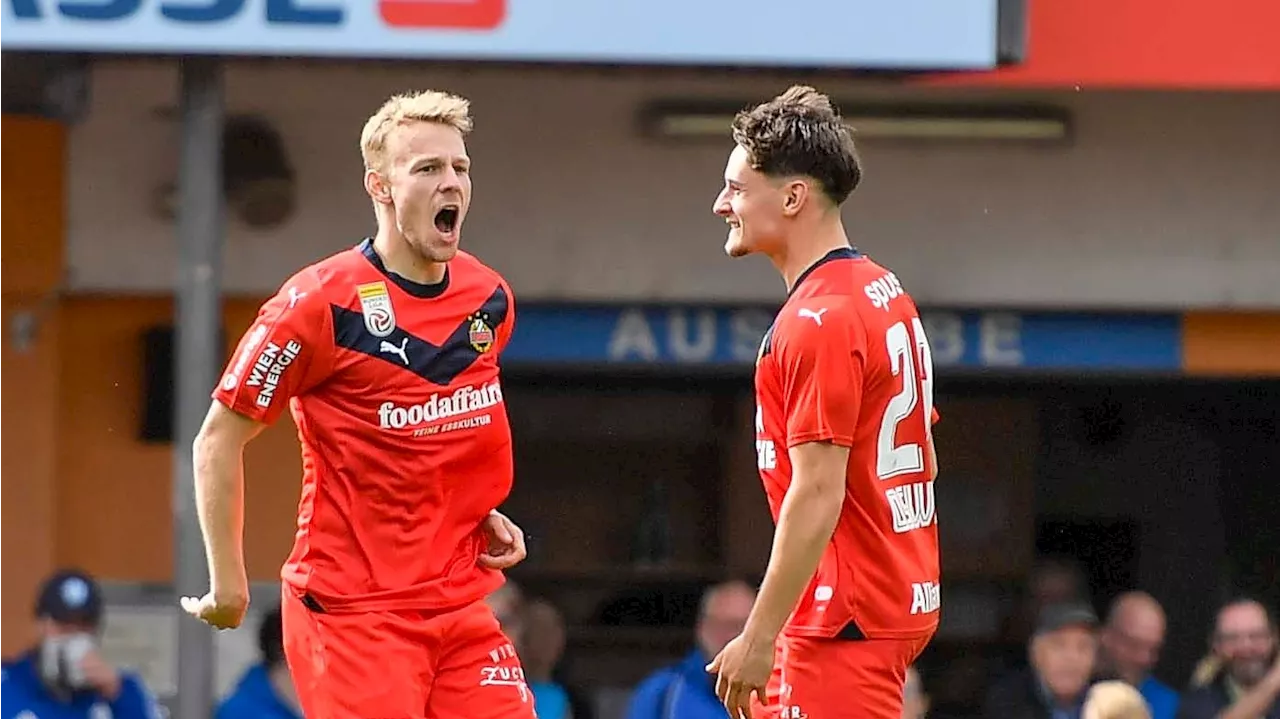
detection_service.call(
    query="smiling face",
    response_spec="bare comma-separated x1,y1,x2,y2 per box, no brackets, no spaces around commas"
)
1213,601,1277,687
713,144,792,259
366,120,471,264
711,85,863,260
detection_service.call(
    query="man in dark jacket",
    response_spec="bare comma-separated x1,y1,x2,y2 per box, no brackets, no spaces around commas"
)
215,606,300,719
1177,598,1280,719
985,601,1101,719
625,581,755,719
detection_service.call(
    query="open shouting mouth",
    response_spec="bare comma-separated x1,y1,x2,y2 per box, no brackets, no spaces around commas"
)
434,205,460,234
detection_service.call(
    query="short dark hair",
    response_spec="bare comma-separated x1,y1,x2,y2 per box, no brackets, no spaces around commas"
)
731,85,862,206
258,605,285,668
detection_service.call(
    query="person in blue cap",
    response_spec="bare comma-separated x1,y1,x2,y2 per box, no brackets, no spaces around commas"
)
215,605,301,719
1,568,163,719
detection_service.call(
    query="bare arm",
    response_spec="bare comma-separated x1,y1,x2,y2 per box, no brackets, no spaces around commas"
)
192,401,267,605
1216,661,1280,719
742,440,848,646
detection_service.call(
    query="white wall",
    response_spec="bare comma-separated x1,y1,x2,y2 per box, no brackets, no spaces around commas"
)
66,59,1280,308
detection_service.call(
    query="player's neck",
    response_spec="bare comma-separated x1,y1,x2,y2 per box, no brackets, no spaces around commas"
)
372,230,448,285
773,215,852,293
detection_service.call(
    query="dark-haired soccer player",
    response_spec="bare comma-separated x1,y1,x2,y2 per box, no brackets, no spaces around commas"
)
183,90,536,719
706,85,942,719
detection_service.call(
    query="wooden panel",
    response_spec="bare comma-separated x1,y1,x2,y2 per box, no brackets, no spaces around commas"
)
1,116,65,293
54,297,302,582
1183,312,1280,376
1,114,66,654
933,396,1038,579
720,394,773,579
1,296,60,654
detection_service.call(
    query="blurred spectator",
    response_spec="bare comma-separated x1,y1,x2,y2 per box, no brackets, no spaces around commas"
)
1083,681,1152,719
1176,598,1280,719
1097,592,1178,719
624,580,755,719
1001,558,1093,671
0,569,163,719
215,605,301,719
984,601,1100,719
903,665,930,719
521,599,573,719
486,580,527,646
484,583,591,717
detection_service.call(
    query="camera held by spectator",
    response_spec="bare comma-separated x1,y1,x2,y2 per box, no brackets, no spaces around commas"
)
1,569,163,719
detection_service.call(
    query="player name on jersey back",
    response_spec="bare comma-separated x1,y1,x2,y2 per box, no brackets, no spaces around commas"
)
863,270,907,312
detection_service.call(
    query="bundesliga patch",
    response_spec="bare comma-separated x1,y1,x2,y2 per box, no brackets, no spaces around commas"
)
468,313,495,353
357,282,396,338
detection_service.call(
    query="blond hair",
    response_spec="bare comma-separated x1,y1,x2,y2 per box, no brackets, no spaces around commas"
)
360,90,473,173
1083,681,1152,719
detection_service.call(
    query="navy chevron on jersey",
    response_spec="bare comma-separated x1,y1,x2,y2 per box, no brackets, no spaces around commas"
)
213,239,517,613
754,247,941,641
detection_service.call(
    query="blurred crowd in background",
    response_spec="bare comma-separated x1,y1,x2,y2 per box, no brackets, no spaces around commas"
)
6,565,1276,719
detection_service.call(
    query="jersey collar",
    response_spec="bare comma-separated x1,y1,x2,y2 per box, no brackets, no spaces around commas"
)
788,246,861,298
359,238,451,299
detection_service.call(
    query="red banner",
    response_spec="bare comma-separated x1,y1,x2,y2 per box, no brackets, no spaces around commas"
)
922,0,1280,90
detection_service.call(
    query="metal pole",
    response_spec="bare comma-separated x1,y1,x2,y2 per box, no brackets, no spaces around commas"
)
173,55,224,719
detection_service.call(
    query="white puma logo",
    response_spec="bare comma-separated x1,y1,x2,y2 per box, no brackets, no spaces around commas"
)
798,308,828,326
379,337,410,365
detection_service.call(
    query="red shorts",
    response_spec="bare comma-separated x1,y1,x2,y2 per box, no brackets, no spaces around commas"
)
280,587,536,719
753,633,932,719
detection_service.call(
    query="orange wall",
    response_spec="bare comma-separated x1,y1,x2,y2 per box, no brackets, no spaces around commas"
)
1183,312,1280,376
5,290,306,654
3,116,65,654
56,297,305,583
3,118,301,655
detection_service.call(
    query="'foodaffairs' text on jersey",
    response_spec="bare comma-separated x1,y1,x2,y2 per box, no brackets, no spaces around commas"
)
377,380,504,431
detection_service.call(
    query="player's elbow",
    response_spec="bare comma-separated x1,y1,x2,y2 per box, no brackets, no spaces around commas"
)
801,477,846,521
786,472,845,529
193,402,261,471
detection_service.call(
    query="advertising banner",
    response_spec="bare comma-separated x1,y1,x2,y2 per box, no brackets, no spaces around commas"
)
502,305,1186,372
2,0,1002,68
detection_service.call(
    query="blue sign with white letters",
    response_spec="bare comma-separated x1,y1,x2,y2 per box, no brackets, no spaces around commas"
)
502,305,1184,372
1,0,1001,69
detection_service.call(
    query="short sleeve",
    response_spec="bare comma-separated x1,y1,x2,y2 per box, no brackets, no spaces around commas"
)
212,272,334,425
778,303,867,449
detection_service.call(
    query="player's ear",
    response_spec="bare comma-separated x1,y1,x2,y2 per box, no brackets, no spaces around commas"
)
364,168,393,205
781,179,809,217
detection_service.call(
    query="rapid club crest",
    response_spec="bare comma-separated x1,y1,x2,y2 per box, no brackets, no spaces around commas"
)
468,312,495,353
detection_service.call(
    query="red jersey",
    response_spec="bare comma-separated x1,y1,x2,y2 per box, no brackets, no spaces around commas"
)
754,247,941,640
213,239,516,613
